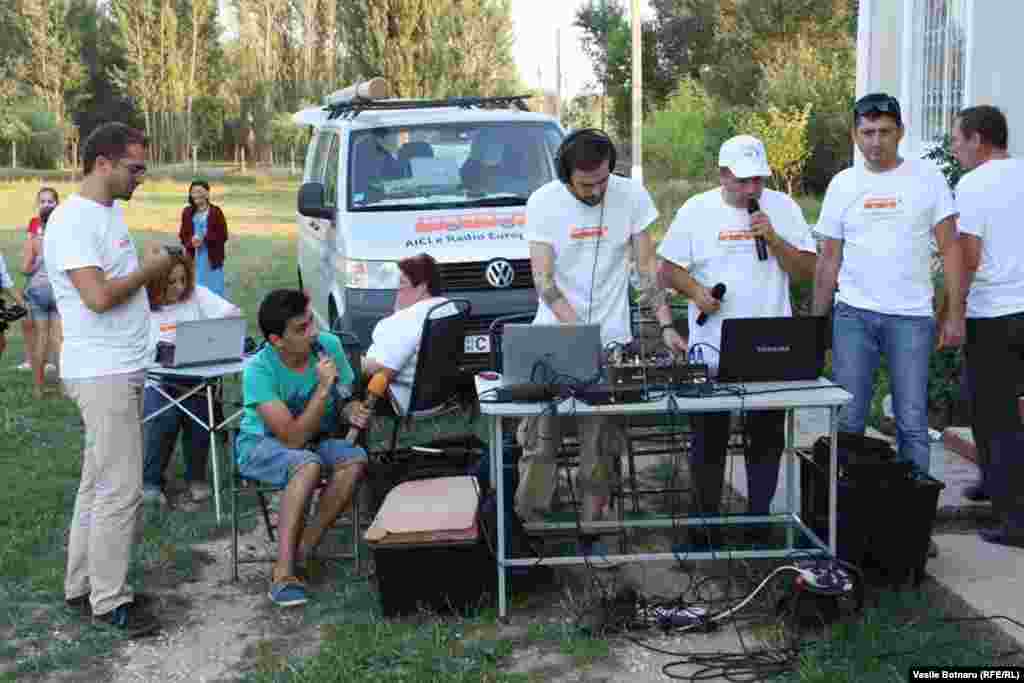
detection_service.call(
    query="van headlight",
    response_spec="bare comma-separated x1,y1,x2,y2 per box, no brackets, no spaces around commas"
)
345,260,401,289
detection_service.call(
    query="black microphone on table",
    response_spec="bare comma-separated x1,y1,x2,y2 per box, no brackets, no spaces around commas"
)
696,283,726,326
750,197,768,261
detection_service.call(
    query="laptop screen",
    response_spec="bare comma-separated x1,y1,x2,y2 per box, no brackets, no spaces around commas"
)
501,323,603,385
716,317,826,383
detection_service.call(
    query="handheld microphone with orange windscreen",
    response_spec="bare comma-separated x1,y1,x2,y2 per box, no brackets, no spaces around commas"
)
750,197,768,261
346,371,391,443
696,283,726,326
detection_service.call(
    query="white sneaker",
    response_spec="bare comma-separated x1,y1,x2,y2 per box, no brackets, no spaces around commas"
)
16,361,31,371
142,488,168,506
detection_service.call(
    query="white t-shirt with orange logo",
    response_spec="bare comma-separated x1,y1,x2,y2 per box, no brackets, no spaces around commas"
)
44,194,153,380
149,285,240,347
816,160,955,316
658,187,815,373
526,175,658,345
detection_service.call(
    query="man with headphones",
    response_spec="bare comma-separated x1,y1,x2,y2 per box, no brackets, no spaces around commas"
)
515,129,686,525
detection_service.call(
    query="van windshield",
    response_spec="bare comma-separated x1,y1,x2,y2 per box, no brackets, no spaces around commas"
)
348,122,561,211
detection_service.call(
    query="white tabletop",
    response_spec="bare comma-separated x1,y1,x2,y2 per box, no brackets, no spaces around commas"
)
146,355,252,379
475,375,851,417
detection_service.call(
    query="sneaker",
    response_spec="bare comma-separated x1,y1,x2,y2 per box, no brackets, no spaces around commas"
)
189,482,212,503
142,487,168,506
268,577,309,607
67,592,155,617
93,603,160,638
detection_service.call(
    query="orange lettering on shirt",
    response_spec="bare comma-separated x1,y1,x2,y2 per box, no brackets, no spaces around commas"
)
862,196,900,210
717,229,754,242
569,226,608,240
159,323,176,332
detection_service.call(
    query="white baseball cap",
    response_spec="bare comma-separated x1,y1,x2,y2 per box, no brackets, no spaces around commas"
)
718,135,771,178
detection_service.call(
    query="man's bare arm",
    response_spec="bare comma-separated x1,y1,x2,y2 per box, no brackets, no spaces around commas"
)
530,241,578,323
631,231,669,321
67,245,172,314
934,216,965,348
812,238,843,316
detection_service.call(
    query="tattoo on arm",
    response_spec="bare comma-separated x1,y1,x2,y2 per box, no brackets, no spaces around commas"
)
535,269,565,307
633,271,668,309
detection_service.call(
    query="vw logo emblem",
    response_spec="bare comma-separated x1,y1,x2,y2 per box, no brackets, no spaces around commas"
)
485,259,515,288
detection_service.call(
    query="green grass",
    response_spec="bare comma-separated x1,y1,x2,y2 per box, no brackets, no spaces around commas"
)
0,172,995,681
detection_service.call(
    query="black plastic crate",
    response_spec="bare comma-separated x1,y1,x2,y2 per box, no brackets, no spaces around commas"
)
801,433,945,587
373,540,495,617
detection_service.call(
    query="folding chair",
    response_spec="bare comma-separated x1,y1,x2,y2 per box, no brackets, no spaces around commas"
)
228,428,365,581
228,331,366,581
375,298,473,460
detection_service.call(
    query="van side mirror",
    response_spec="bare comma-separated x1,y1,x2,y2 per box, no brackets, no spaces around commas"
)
298,182,334,220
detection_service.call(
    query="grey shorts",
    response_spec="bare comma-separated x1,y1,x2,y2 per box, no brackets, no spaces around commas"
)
237,436,367,489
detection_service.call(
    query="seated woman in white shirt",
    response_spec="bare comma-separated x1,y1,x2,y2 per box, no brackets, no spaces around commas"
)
362,253,453,415
143,252,241,506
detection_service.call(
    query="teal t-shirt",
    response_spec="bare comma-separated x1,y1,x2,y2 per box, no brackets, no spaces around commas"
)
236,332,355,464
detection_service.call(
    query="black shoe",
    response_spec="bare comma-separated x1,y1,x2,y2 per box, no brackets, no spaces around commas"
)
963,484,991,502
67,592,154,618
93,603,160,638
979,527,1024,549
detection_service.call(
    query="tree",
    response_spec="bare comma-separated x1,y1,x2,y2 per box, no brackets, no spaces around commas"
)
739,103,813,195
14,0,86,127
574,0,671,140
428,0,521,97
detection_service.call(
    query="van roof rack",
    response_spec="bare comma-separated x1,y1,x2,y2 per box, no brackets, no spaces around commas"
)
325,94,532,120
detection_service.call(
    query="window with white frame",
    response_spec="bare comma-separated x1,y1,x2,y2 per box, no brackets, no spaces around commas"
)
917,0,967,142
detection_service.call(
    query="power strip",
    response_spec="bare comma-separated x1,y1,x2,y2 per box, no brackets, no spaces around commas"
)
794,560,854,595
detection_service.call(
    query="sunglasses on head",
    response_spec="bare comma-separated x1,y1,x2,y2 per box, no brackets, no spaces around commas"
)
854,94,902,119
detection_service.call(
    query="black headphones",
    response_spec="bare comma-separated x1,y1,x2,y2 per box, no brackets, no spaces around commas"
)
555,128,617,184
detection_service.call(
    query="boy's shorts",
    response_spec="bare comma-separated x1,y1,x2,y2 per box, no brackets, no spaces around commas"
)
238,436,367,488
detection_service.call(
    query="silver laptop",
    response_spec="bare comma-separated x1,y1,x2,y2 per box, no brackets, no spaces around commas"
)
166,317,247,368
501,323,603,384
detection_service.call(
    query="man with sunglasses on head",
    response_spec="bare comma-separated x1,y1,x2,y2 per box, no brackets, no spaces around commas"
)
813,94,966,557
44,122,174,637
515,129,686,527
949,105,1024,547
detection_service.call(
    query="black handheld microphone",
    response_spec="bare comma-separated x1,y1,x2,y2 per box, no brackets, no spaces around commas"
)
311,340,342,400
750,198,768,261
696,283,726,326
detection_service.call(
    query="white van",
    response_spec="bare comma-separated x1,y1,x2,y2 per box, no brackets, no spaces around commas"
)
293,89,564,372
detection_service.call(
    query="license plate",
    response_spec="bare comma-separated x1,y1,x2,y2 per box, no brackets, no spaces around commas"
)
464,334,491,354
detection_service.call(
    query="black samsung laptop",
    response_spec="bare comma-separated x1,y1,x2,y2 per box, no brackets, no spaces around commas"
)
716,317,827,383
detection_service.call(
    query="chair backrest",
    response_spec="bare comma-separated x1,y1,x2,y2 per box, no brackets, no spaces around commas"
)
407,299,472,414
397,141,434,165
487,311,535,374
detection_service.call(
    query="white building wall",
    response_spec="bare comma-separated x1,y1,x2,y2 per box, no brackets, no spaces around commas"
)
967,4,1024,157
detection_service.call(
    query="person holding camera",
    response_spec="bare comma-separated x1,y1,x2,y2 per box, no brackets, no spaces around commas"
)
0,251,26,360
142,249,241,506
44,123,173,638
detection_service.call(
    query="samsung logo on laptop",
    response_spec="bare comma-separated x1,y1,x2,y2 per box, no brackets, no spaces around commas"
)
756,345,791,353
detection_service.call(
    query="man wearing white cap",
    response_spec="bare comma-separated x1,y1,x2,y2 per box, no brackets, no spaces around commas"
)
657,135,817,546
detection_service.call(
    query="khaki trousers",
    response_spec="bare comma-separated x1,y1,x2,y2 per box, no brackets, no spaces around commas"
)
63,371,145,616
514,414,628,522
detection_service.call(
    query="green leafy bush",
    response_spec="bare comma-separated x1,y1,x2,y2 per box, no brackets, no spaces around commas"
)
643,78,736,181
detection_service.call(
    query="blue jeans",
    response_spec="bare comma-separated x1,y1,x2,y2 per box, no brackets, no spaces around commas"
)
832,303,935,473
143,384,210,490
